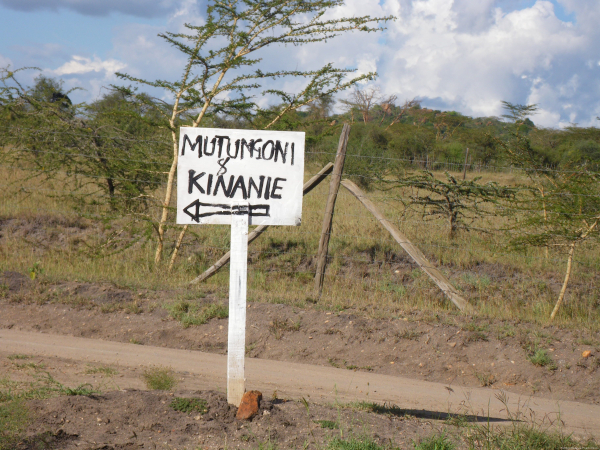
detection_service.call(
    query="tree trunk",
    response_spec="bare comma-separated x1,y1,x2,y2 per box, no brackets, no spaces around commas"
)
168,224,188,273
550,242,575,321
154,133,179,264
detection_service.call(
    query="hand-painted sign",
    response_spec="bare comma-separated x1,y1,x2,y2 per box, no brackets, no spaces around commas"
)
177,127,305,226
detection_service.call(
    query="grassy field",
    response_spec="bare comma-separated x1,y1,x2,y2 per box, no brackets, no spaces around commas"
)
0,161,599,329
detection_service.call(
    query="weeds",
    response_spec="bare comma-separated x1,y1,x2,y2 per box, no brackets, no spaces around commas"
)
327,436,397,450
85,365,117,376
315,419,338,429
0,400,28,450
475,372,496,387
466,423,594,450
142,366,177,390
6,354,31,361
269,318,302,340
165,300,228,328
413,432,455,450
170,397,208,414
528,348,557,370
396,330,423,341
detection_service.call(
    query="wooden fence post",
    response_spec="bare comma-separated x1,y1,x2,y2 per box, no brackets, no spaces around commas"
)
314,124,351,296
462,148,469,180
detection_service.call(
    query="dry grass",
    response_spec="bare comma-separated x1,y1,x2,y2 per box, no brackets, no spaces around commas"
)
0,163,599,329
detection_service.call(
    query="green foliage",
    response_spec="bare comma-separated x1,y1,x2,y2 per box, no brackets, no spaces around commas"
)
0,70,169,213
0,400,28,450
165,301,228,328
392,170,514,237
467,424,593,450
142,366,177,390
85,366,118,376
528,348,557,370
327,436,398,450
170,397,208,414
413,432,455,450
315,419,339,429
27,261,43,280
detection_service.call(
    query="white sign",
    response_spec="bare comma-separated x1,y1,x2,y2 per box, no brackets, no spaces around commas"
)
177,127,305,226
176,126,305,407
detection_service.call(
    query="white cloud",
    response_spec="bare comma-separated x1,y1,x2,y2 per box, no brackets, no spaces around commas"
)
6,0,600,128
52,55,126,76
0,53,12,68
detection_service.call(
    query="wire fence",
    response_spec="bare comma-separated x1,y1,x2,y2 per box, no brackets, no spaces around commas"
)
1,136,599,319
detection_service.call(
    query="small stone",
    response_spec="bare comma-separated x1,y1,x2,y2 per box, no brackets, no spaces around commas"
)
263,410,270,416
448,342,456,348
236,390,262,420
582,350,592,358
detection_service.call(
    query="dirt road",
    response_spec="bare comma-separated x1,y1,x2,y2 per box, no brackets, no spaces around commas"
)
1,329,599,437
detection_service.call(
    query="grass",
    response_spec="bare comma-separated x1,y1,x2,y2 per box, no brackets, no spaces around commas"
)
170,397,208,414
475,372,496,387
327,436,399,450
85,365,118,376
6,354,32,361
0,400,28,450
528,348,557,370
0,164,599,329
269,318,302,339
413,432,455,450
466,423,597,450
165,300,228,328
315,419,339,429
142,366,177,390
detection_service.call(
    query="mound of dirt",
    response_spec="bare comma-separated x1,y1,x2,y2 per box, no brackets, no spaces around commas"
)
18,390,432,449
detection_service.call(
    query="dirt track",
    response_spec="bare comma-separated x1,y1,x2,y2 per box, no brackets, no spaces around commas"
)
1,329,599,437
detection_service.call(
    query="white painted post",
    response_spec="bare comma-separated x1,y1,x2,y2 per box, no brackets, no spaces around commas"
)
227,202,249,406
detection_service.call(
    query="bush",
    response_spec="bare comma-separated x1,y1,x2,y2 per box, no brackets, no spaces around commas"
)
142,366,177,390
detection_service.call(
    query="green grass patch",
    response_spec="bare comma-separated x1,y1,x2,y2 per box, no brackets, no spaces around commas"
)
338,401,407,418
413,432,455,450
165,300,228,328
170,397,208,414
467,424,597,450
142,366,177,390
528,349,557,370
85,365,118,376
0,400,29,450
6,354,32,361
315,419,339,429
327,436,398,450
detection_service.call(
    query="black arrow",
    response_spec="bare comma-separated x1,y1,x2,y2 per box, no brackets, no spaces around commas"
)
183,200,270,223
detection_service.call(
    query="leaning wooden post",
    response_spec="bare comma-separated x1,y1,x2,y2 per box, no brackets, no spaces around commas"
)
189,162,334,285
314,124,351,296
462,147,469,180
340,179,473,313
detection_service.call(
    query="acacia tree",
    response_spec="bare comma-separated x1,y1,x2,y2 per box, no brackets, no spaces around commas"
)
393,170,514,238
340,85,381,123
115,0,392,266
0,68,166,213
499,103,600,321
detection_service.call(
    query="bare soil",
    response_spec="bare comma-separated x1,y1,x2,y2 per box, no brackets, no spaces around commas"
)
15,388,446,450
1,270,599,408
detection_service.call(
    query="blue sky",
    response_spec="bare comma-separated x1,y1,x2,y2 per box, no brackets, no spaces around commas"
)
1,0,599,128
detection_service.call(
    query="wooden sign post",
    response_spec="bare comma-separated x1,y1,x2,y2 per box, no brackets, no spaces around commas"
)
177,127,305,406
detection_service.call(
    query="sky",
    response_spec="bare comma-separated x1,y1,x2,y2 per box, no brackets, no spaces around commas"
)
1,0,599,128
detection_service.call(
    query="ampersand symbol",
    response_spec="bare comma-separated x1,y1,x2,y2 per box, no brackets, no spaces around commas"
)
217,157,231,176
